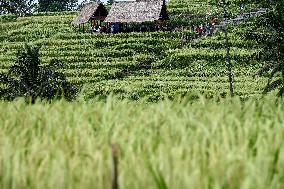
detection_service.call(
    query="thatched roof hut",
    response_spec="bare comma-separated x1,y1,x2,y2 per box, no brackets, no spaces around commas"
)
104,0,169,23
72,2,108,25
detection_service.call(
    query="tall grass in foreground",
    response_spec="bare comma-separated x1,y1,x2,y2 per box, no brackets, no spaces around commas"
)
0,97,283,189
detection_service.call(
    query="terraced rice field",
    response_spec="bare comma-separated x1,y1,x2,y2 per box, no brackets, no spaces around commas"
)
0,1,266,100
0,1,282,189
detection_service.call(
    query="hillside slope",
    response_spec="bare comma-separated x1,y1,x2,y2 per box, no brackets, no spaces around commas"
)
0,1,267,100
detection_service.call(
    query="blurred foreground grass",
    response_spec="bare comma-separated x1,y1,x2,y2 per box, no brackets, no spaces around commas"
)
0,96,283,189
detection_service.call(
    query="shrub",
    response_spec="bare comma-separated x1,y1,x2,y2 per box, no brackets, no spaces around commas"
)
0,44,78,102
0,14,18,22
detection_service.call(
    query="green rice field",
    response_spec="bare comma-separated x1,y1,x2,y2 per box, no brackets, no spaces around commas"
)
0,96,283,189
1,1,282,188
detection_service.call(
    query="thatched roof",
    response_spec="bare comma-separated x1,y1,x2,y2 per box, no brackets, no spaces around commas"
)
72,2,107,25
105,0,169,23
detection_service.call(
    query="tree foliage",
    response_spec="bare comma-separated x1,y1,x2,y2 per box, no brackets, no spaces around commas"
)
38,0,78,12
0,45,78,102
213,0,284,96
0,0,36,16
250,1,284,96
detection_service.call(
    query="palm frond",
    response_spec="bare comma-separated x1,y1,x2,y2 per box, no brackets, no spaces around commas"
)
0,44,77,102
263,79,283,94
277,86,284,97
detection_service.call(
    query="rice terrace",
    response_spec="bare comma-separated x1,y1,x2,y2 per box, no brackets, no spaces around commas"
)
0,0,283,189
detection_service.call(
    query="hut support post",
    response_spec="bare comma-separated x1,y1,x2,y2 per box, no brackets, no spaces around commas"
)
222,0,234,97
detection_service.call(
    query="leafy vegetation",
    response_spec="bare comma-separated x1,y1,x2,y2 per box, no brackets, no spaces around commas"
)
0,0,279,101
38,0,78,12
0,1,283,188
0,0,36,16
0,45,77,102
250,0,284,96
0,96,283,188
0,12,267,100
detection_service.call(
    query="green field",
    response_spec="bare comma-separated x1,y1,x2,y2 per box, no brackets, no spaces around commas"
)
0,97,283,189
0,0,267,101
1,1,282,188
